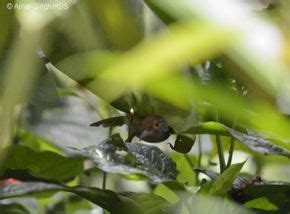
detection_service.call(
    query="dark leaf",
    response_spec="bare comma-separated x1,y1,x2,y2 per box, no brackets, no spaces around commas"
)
75,134,177,183
0,182,172,213
90,116,127,127
169,134,196,153
0,203,30,214
145,0,176,25
245,182,290,199
0,182,122,213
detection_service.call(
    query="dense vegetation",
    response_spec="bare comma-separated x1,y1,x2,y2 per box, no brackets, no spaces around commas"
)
1,0,290,213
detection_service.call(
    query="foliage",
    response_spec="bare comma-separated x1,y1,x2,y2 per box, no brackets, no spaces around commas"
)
1,0,290,213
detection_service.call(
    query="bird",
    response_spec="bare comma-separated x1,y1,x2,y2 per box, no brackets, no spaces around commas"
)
90,109,173,143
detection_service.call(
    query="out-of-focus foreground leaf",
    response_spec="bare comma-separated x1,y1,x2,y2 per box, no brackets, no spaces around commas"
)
0,182,171,214
0,203,30,214
0,145,83,181
73,134,177,183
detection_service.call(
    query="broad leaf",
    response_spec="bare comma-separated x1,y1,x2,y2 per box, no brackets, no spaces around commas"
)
75,134,177,183
169,134,196,153
210,161,246,196
243,197,278,211
228,129,290,157
0,182,171,213
185,122,290,158
195,167,290,205
185,122,231,136
0,145,83,181
90,116,127,127
0,182,121,213
28,70,59,123
124,193,171,213
0,203,30,214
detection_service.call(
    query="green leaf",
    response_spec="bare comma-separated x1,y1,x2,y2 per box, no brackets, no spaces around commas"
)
0,145,83,181
75,134,177,183
127,193,171,213
169,134,196,153
0,203,30,214
185,122,231,136
210,161,246,196
0,182,172,213
171,154,196,185
0,182,122,213
153,183,180,204
28,70,59,123
185,122,290,158
244,197,278,211
17,129,64,155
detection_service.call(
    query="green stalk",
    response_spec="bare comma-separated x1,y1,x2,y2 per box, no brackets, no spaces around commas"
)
226,137,235,168
215,111,226,173
196,135,202,182
216,135,226,173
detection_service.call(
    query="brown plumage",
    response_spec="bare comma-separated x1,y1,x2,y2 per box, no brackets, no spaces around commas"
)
90,115,173,143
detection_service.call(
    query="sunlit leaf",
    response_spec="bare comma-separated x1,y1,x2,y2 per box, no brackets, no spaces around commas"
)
210,161,246,196
244,197,278,211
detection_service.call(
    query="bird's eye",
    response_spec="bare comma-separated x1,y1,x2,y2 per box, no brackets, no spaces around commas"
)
153,121,160,129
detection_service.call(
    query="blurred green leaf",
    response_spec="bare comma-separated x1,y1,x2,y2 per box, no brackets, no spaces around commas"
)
244,197,278,211
0,203,30,214
0,182,172,213
153,183,180,204
127,193,171,214
185,122,231,136
28,70,59,123
0,145,83,181
210,161,245,196
17,129,63,155
0,182,122,213
88,22,236,101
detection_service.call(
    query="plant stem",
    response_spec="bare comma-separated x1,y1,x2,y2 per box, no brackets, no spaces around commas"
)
226,137,235,168
196,135,202,182
102,172,107,214
102,172,107,189
215,111,226,173
216,135,226,173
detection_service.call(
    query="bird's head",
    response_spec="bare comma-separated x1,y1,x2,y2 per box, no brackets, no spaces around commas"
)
138,115,173,143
